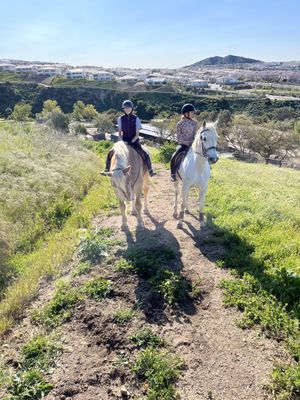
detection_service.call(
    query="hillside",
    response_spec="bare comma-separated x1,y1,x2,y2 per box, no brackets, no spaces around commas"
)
184,54,263,68
0,151,299,399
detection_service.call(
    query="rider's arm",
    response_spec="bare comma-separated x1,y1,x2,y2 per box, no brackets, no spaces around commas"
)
117,116,123,139
132,116,142,143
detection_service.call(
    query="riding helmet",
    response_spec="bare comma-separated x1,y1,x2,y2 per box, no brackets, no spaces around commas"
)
181,103,195,114
122,100,134,109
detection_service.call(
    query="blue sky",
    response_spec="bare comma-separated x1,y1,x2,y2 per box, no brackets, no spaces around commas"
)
1,0,299,68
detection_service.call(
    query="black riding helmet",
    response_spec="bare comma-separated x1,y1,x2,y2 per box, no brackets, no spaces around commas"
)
181,103,195,114
122,100,134,109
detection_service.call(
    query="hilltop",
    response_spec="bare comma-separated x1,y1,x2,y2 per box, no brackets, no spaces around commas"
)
184,54,263,68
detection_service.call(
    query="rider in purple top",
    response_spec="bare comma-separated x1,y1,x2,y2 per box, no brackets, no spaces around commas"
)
103,100,156,177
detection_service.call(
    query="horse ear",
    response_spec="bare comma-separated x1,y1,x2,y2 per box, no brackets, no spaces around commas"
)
214,119,219,126
122,165,131,175
202,120,206,128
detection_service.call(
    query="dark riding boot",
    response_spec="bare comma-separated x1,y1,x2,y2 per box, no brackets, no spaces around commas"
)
101,149,114,174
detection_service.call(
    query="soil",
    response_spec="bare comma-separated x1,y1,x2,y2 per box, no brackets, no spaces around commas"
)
0,166,289,400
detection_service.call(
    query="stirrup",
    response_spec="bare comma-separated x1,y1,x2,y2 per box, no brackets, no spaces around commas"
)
149,169,157,177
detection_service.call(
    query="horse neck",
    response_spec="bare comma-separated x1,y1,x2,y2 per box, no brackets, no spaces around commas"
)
188,144,209,168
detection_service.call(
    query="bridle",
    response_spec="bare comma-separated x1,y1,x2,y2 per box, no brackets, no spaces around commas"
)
195,128,217,159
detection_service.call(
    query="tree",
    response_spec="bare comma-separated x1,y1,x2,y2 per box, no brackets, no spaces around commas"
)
222,114,254,154
248,124,300,163
36,99,61,121
46,110,69,132
83,104,99,121
94,113,115,133
11,103,32,121
72,100,86,121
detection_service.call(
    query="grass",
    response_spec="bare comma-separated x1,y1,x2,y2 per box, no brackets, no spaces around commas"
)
0,121,118,335
205,158,300,398
3,369,53,400
114,308,136,324
130,328,183,399
123,245,195,305
1,335,59,399
20,335,60,371
130,328,166,349
82,276,113,300
32,280,82,327
132,347,184,400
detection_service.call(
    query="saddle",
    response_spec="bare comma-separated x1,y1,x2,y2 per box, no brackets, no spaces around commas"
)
173,147,189,171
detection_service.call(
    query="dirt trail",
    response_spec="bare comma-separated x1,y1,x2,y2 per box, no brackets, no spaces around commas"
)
1,167,287,400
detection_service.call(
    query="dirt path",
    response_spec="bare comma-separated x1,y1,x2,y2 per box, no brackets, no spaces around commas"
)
1,167,287,400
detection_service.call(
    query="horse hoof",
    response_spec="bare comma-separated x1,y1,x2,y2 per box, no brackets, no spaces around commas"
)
131,210,137,216
143,208,150,214
121,224,129,231
173,212,178,219
185,209,191,214
177,221,183,229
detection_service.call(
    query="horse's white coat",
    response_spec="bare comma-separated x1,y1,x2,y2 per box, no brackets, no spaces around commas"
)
174,121,219,228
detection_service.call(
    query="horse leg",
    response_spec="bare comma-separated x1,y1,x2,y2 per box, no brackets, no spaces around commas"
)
199,186,208,228
177,184,189,228
131,195,137,216
143,176,150,213
173,180,179,218
120,200,128,230
135,194,144,228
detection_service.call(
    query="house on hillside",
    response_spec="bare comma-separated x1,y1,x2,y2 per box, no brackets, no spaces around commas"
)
0,63,16,72
216,76,238,85
15,65,37,73
86,70,114,81
65,68,86,79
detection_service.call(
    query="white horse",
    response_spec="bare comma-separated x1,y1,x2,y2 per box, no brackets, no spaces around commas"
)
103,141,150,229
173,121,219,229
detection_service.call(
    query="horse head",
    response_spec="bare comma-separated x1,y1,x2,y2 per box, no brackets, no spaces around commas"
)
104,164,133,202
193,120,219,164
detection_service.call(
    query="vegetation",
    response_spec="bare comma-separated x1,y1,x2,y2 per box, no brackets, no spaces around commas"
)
206,158,300,398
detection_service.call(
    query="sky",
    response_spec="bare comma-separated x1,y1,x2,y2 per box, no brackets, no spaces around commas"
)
1,0,299,68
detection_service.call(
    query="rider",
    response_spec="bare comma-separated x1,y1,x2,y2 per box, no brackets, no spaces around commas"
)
102,100,156,177
170,103,198,182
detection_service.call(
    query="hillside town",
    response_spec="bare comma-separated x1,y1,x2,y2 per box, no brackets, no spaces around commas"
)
1,56,300,90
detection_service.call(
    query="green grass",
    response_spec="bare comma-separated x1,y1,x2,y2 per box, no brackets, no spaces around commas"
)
123,245,195,305
114,308,136,324
132,347,184,400
32,280,82,327
3,369,53,400
82,277,113,300
130,328,166,349
72,261,93,276
205,158,300,398
0,72,24,82
20,335,60,371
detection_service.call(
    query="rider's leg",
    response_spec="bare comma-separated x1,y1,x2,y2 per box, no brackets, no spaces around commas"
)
102,149,114,173
171,145,188,181
130,141,156,176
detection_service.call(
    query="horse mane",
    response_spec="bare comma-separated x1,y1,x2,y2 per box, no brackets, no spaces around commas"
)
112,141,129,169
192,122,218,153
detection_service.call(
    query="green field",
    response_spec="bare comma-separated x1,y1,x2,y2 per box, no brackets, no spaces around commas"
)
206,159,300,398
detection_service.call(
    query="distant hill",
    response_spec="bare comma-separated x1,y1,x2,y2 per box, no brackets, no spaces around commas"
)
184,55,263,68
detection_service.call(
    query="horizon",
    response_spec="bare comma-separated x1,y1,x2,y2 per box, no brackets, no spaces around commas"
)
1,0,300,69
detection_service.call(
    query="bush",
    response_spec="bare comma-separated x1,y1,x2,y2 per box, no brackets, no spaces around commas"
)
46,110,69,131
158,142,176,163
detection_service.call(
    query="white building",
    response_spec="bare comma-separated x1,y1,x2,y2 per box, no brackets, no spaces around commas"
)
145,77,167,86
86,70,114,81
65,68,86,79
37,66,63,76
15,65,37,73
117,75,140,83
188,80,209,88
216,76,238,85
0,63,16,72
